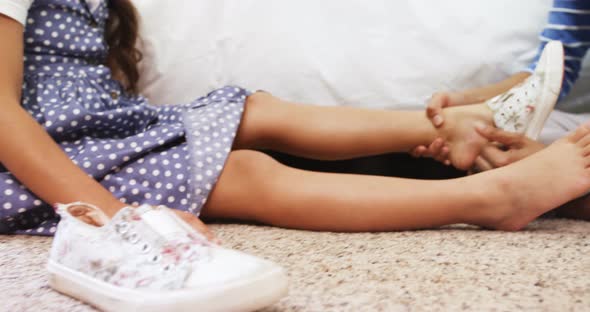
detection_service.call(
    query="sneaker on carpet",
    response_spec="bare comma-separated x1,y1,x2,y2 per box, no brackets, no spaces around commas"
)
47,202,288,312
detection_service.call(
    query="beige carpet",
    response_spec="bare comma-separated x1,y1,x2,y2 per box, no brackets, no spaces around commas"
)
1,220,590,312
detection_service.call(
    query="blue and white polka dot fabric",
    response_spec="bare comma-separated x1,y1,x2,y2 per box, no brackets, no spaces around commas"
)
0,0,248,235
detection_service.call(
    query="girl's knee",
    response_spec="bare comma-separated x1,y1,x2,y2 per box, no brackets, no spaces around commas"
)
245,91,281,111
224,150,286,205
224,150,279,181
236,92,283,149
203,150,281,219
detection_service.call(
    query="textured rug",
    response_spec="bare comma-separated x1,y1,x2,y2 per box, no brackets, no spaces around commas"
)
1,219,589,312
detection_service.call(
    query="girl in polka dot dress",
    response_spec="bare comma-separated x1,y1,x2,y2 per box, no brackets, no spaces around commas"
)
2,0,590,238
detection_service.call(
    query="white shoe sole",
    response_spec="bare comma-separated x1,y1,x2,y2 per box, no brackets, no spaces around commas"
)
524,41,564,140
48,260,288,312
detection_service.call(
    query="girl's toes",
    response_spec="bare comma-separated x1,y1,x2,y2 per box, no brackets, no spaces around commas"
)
577,131,590,148
570,125,590,143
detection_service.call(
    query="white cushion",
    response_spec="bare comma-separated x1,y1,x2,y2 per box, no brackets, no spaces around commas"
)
134,0,587,112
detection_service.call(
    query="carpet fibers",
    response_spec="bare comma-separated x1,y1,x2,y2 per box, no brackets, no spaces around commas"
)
1,220,589,311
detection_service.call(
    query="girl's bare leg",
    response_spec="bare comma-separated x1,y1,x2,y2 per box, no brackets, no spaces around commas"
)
202,126,590,231
234,92,493,170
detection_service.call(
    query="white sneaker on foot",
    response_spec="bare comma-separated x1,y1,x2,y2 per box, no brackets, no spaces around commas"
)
47,203,288,312
486,40,564,140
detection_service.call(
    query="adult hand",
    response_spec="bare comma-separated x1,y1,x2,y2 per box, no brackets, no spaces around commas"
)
411,92,467,159
410,137,451,165
473,125,545,171
426,92,468,127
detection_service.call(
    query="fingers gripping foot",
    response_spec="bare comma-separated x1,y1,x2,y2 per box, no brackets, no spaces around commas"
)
439,104,494,170
484,125,590,231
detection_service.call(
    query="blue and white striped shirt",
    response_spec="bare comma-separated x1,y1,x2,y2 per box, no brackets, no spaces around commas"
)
526,0,590,99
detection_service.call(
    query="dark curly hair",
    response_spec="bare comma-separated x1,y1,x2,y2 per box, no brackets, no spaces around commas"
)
105,0,142,93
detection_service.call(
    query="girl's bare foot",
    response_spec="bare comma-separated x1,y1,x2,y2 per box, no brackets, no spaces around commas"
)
438,103,494,170
472,125,590,230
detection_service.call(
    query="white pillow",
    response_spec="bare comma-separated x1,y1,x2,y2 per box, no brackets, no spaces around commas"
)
135,0,585,112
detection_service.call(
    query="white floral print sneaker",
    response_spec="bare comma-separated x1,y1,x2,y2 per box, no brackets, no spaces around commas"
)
486,40,564,140
47,203,288,312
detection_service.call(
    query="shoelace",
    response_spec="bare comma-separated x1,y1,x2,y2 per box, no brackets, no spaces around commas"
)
120,207,213,267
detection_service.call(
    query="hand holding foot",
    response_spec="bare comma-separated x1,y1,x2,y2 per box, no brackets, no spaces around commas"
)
475,125,590,231
410,91,469,161
434,103,495,170
410,137,451,166
425,92,469,127
412,103,495,170
415,41,563,170
473,125,546,171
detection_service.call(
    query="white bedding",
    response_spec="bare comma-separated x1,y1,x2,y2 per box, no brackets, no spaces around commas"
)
134,0,588,112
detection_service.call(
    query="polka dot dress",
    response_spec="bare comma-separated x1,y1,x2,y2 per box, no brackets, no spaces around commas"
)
0,0,249,235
